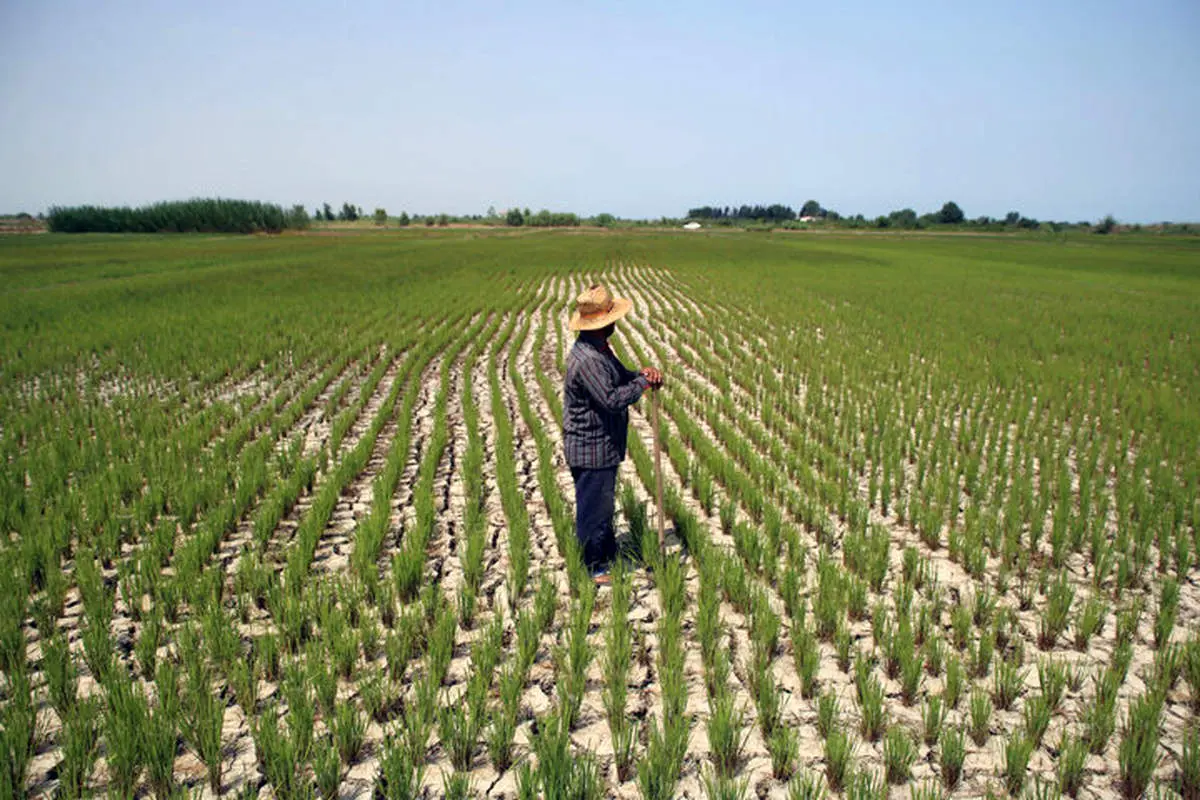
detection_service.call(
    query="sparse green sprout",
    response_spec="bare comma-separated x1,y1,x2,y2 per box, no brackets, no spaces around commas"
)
1002,733,1036,796
940,727,966,789
884,725,917,784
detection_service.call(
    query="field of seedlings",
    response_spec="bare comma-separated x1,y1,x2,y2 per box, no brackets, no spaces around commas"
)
1,229,1199,800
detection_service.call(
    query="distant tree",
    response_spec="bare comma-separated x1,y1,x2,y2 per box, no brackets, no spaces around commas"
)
398,211,410,226
289,205,310,229
1095,215,1116,234
424,216,435,227
974,216,992,226
937,201,965,225
339,202,359,222
1004,211,1020,226
486,205,497,219
437,214,449,226
800,199,824,218
506,208,525,227
373,208,387,225
594,213,616,227
875,216,890,228
889,208,918,229
313,207,321,220
322,203,335,221
825,210,841,221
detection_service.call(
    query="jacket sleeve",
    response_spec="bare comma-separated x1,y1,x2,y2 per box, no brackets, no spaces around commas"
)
616,357,642,384
577,353,647,412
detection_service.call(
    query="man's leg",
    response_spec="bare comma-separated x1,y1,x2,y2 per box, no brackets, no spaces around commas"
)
595,466,618,566
572,466,618,573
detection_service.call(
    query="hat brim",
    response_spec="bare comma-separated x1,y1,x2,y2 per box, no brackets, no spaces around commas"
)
568,297,632,331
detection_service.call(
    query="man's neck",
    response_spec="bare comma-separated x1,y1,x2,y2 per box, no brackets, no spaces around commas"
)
581,332,609,346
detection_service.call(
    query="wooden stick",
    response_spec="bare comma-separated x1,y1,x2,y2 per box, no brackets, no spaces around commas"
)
650,386,666,551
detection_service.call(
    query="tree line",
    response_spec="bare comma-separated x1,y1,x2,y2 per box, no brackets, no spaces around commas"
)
46,199,309,234
682,200,1135,233
37,197,1177,236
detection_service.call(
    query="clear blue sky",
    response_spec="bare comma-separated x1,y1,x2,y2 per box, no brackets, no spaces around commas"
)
2,0,1197,222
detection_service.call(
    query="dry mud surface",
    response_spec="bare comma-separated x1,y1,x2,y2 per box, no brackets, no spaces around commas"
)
10,266,1198,800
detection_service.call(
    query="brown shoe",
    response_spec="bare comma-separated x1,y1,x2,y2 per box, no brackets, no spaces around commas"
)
592,573,612,587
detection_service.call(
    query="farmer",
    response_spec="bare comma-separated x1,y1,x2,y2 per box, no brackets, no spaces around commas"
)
564,284,662,585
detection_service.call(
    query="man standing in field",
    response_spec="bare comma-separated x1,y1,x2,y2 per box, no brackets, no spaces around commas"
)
564,284,662,585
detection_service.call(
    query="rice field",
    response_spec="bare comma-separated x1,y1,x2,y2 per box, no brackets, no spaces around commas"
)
2,229,1199,800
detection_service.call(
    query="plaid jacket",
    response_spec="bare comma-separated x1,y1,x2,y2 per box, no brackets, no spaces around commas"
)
563,337,648,469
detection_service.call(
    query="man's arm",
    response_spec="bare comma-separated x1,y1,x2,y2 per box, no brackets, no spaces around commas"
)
578,353,647,411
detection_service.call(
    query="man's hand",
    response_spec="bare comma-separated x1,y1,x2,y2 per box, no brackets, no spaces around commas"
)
640,367,663,388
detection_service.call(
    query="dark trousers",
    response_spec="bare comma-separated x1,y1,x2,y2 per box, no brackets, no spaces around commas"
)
571,466,618,572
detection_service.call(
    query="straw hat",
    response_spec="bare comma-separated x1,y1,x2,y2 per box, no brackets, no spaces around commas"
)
568,284,633,331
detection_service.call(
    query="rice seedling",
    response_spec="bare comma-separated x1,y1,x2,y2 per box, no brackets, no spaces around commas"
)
835,623,854,672
769,724,800,781
103,672,150,799
55,697,100,800
754,667,783,737
969,688,993,745
1057,731,1089,797
858,672,887,742
537,709,606,800
993,658,1026,711
818,690,840,740
1116,598,1145,648
945,654,965,709
924,633,945,677
314,737,342,799
901,645,925,705
1178,726,1200,800
952,604,972,652
1073,594,1107,651
1024,694,1052,747
884,725,918,784
847,768,889,800
535,571,558,633
612,715,639,782
789,771,829,800
793,621,821,698
283,669,317,765
824,725,856,791
145,696,180,799
707,688,749,779
1026,777,1063,800
1156,577,1180,650
184,666,225,792
940,726,966,789
923,694,945,747
41,631,77,716
443,770,472,800
1119,691,1164,799
333,702,368,765
973,626,996,679
515,760,538,800
1038,658,1068,711
135,612,162,678
1002,733,1036,796
1039,572,1075,650
1084,667,1121,755
911,781,946,800
377,726,425,800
